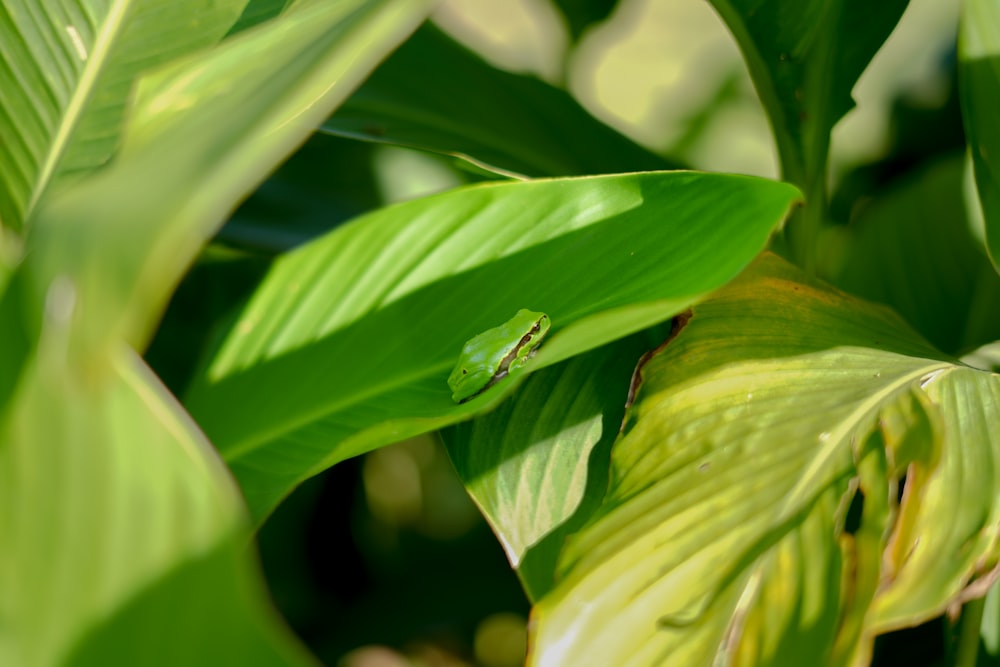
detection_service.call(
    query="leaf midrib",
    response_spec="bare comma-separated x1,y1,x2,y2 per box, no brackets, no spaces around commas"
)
26,0,131,220
779,361,952,515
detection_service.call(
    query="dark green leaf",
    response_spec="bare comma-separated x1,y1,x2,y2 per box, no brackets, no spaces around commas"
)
706,0,909,268
826,155,1000,355
219,134,383,254
226,0,292,37
960,0,1000,274
980,583,1000,664
27,0,434,357
324,24,678,178
553,0,619,40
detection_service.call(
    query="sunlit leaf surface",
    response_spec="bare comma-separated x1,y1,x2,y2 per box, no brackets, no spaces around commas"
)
185,172,801,521
530,253,1000,666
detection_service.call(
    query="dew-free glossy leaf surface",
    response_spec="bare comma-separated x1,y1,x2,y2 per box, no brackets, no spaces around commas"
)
961,0,1000,274
324,24,676,178
530,253,1000,666
184,172,800,522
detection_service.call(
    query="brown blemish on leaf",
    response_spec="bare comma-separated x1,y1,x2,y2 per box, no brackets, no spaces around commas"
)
624,309,693,409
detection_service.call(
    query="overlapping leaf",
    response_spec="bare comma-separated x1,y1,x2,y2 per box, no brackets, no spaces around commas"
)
981,583,1000,662
184,172,800,522
219,133,384,253
706,0,908,185
26,0,434,358
1,0,435,664
553,0,619,41
443,332,657,601
961,0,1000,274
706,0,908,267
324,24,676,178
826,155,1000,355
529,253,1000,665
0,0,246,232
965,341,1000,374
0,342,311,667
227,0,292,36
0,239,31,416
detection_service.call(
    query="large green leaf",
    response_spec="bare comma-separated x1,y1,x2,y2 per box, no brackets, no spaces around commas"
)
706,0,909,266
323,24,677,178
443,332,658,602
706,0,908,184
25,0,434,359
0,343,312,667
826,155,1000,355
1,1,436,663
529,253,1000,666
0,0,246,233
961,0,1000,274
184,172,800,522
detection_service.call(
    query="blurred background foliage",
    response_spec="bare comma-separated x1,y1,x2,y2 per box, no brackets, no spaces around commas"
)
143,0,968,664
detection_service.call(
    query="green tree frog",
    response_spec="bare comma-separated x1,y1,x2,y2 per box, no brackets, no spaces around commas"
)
448,309,551,403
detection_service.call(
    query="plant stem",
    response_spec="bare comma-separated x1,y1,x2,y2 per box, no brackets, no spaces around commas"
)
955,597,986,667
